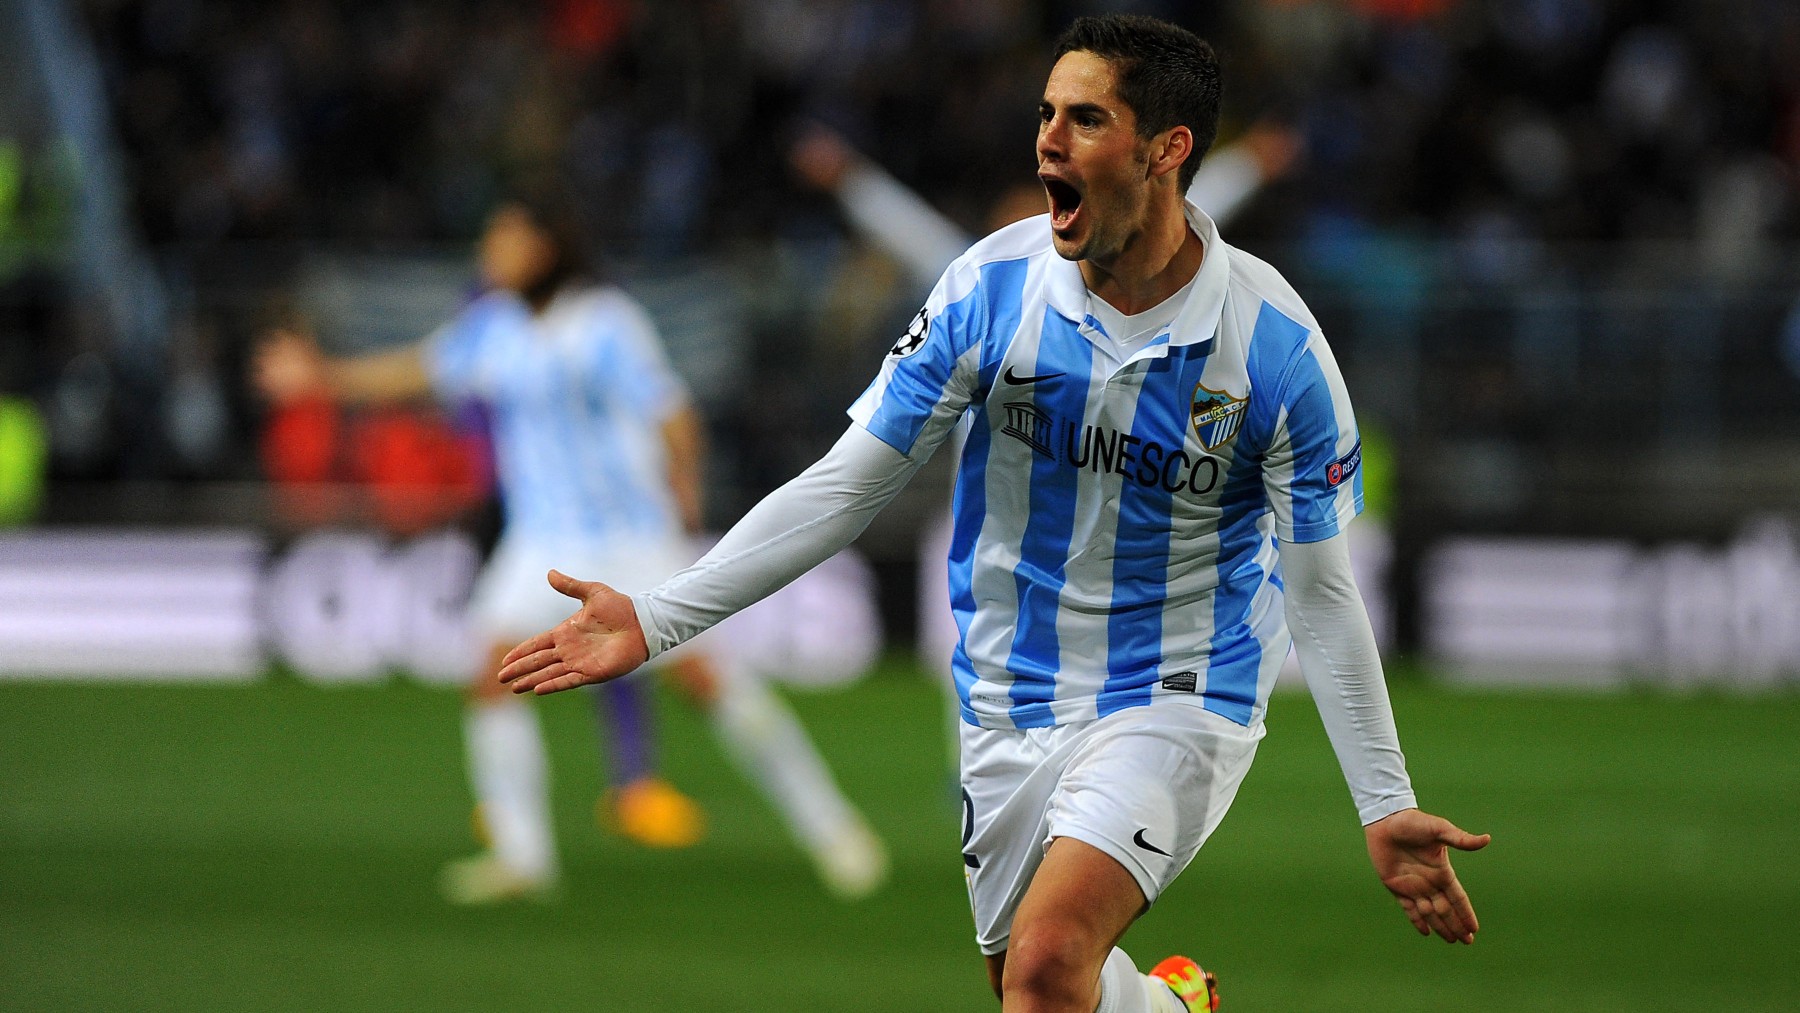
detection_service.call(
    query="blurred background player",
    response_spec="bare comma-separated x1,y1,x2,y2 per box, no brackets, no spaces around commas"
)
254,187,886,904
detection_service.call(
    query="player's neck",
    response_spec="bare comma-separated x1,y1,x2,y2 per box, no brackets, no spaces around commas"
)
1079,198,1203,315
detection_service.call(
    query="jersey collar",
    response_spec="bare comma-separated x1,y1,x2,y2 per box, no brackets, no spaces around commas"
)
1042,200,1231,350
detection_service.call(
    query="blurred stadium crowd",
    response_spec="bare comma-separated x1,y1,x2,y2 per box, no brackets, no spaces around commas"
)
81,0,1800,252
3,0,1799,538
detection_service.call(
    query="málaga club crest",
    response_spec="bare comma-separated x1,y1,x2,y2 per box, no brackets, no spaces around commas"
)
1190,383,1248,451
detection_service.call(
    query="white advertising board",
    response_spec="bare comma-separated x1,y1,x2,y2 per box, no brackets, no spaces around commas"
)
0,528,883,687
0,530,266,680
1424,519,1800,688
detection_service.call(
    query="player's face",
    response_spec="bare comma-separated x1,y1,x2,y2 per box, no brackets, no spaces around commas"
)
1036,51,1153,264
478,205,558,294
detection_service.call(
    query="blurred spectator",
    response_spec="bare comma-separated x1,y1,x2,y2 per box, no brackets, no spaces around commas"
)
29,0,1798,512
76,1,1798,256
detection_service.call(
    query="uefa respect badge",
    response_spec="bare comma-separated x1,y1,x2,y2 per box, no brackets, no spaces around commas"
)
1327,439,1362,487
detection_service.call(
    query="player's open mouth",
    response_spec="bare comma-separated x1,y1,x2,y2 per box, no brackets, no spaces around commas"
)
1041,176,1083,231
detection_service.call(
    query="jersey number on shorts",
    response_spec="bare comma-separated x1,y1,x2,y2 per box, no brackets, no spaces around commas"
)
961,787,980,869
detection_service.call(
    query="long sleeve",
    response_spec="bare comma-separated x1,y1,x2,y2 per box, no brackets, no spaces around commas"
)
632,425,927,657
1279,531,1418,825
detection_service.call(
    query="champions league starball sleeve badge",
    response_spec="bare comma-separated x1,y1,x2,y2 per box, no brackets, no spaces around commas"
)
889,306,930,358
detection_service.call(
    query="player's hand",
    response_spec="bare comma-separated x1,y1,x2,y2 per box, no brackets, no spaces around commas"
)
788,123,856,192
1364,808,1490,944
1239,119,1304,181
497,570,650,695
253,328,328,405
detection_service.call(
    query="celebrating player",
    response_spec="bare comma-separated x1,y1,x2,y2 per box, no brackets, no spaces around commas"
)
255,188,886,905
499,16,1486,1012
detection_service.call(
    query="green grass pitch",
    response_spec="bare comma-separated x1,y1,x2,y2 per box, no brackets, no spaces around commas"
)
2,663,1794,1011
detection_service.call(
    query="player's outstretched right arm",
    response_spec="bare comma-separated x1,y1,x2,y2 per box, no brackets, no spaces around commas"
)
253,326,434,406
498,570,650,695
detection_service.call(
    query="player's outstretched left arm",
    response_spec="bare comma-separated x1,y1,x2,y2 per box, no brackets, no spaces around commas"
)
497,570,649,695
1364,808,1490,944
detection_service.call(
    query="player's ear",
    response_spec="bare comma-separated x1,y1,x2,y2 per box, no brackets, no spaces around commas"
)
1147,125,1193,182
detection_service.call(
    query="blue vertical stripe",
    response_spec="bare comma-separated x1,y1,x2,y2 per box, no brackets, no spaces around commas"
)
968,259,1025,394
948,411,991,720
1204,303,1308,724
1283,348,1351,539
1005,309,1093,728
1098,344,1210,715
942,262,1025,721
1204,452,1270,725
866,258,1029,455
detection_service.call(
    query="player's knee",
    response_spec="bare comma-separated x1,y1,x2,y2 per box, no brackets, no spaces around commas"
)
1002,919,1101,1005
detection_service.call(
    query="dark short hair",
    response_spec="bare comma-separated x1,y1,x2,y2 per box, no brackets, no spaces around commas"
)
1052,15,1221,190
498,178,597,301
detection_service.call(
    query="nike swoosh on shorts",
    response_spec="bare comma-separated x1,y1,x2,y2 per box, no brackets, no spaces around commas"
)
1133,828,1172,857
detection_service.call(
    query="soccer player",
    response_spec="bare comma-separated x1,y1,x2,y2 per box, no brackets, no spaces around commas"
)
499,16,1487,1012
255,190,886,905
789,114,1303,695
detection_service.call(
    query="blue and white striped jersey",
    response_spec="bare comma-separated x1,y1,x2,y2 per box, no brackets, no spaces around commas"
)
426,286,687,544
850,204,1363,731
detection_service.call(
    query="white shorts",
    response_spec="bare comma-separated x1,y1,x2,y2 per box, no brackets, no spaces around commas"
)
468,532,693,643
958,703,1264,956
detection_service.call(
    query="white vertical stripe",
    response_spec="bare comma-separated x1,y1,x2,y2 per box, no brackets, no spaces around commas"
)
1247,527,1290,724
1164,328,1253,677
1261,404,1299,535
1047,350,1137,724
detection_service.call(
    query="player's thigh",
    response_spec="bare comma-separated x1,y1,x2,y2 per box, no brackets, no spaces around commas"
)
960,721,1066,958
959,706,1259,957
1046,704,1262,909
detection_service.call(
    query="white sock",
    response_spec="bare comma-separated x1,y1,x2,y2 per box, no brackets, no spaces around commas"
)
463,699,556,879
710,668,858,850
1096,948,1186,1013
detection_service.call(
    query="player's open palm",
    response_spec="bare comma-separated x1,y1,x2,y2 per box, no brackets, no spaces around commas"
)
497,570,649,695
1364,808,1490,945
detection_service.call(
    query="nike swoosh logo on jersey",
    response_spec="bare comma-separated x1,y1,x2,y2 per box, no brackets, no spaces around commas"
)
1002,366,1063,385
1132,828,1172,857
